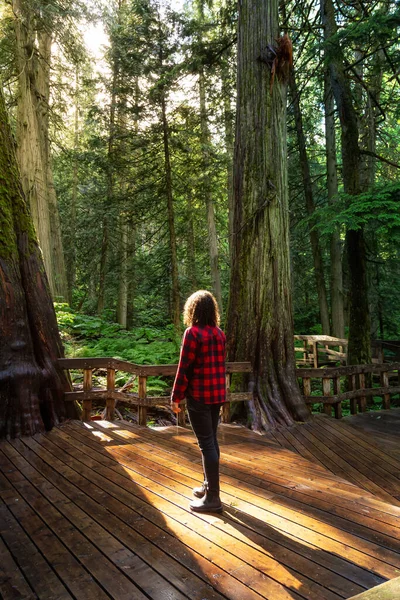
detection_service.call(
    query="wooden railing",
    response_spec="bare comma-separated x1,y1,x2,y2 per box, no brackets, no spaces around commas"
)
294,335,348,367
59,358,400,425
58,358,252,425
297,363,400,419
295,335,400,367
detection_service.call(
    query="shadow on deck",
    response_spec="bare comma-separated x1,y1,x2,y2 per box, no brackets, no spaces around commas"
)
1,414,399,600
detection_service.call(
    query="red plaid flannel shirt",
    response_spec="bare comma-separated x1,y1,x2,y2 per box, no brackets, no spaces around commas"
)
171,325,226,405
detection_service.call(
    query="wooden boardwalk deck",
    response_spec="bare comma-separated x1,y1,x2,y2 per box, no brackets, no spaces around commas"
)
1,415,400,600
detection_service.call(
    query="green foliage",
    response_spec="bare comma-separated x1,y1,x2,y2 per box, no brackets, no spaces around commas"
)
55,303,181,364
314,183,400,236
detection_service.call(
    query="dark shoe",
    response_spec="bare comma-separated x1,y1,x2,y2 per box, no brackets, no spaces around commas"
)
190,494,223,514
192,483,206,498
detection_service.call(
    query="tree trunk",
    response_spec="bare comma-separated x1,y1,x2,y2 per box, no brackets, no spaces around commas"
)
324,66,345,338
289,70,330,334
37,29,69,301
321,0,371,365
67,69,80,302
117,215,129,328
161,95,181,329
0,88,78,439
98,68,118,315
199,67,223,311
186,195,198,290
14,0,54,294
221,58,235,267
13,1,68,301
226,0,310,429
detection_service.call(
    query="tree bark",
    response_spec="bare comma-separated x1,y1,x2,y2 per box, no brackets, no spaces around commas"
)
161,95,181,329
13,0,68,301
289,70,330,334
199,67,223,311
226,0,310,429
324,64,345,338
67,69,80,303
0,88,78,439
321,0,371,365
221,58,235,267
98,66,118,315
117,215,129,328
186,195,198,290
37,29,69,301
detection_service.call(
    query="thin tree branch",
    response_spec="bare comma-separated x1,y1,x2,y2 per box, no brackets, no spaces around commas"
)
360,149,400,169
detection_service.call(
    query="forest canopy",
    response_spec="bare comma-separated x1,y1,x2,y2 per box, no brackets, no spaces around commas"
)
1,0,399,341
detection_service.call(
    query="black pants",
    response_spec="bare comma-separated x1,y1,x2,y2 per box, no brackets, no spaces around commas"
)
187,397,223,496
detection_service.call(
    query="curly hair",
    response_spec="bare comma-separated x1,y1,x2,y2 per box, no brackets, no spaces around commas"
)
183,290,220,328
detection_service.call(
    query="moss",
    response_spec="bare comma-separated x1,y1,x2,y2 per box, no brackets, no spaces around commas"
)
0,90,37,259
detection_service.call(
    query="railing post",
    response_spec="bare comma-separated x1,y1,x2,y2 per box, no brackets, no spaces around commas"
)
106,368,116,420
333,376,342,419
302,377,312,415
380,369,390,409
303,340,308,364
178,401,186,426
222,374,231,423
82,369,93,422
358,372,367,412
138,375,147,426
313,342,319,368
303,377,311,397
322,377,332,416
350,374,357,415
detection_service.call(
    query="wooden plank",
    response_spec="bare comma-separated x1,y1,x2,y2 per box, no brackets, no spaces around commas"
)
53,425,400,582
15,436,315,600
59,358,252,376
294,335,348,344
4,415,400,600
75,421,400,558
314,417,400,475
3,443,196,600
0,449,145,600
0,499,72,600
99,419,380,497
347,577,400,599
0,535,36,600
296,363,400,378
41,428,381,595
65,422,400,572
0,471,74,600
309,420,400,498
300,424,400,505
6,443,228,600
68,421,400,529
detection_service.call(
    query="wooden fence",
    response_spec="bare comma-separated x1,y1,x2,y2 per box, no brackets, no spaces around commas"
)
59,358,400,424
295,335,400,367
297,362,400,419
294,335,347,367
58,358,252,425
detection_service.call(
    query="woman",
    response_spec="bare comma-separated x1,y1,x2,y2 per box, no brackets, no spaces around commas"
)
171,290,226,514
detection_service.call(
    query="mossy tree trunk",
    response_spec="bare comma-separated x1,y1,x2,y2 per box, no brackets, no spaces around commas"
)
321,0,371,365
226,0,310,429
0,89,79,439
13,0,68,301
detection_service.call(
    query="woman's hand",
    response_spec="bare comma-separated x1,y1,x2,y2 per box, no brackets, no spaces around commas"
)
171,401,181,414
